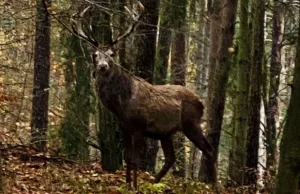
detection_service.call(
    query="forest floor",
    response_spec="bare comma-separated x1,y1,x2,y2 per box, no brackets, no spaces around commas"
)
0,146,274,194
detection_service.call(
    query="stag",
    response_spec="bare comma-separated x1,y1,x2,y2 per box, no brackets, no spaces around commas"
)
71,2,216,189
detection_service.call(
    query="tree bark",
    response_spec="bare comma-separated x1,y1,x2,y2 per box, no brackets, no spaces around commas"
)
199,0,238,184
170,27,187,179
244,0,265,188
60,2,93,161
95,1,123,172
155,0,172,84
265,0,284,173
135,0,160,84
275,8,300,193
228,0,250,186
165,0,188,178
135,0,160,173
31,0,51,152
190,0,207,179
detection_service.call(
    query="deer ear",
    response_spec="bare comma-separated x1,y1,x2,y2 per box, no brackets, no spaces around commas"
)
111,43,119,53
105,49,115,57
86,44,95,53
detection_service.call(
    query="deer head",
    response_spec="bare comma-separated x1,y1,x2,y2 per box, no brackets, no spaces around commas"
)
71,1,144,73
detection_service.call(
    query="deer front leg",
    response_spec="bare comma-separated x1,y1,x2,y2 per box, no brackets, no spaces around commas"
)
132,133,144,189
154,138,175,183
123,133,133,189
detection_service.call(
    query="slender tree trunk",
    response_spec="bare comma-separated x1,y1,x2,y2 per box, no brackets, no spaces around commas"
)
265,0,284,174
199,0,220,183
244,0,265,188
170,34,186,177
95,1,123,172
195,0,208,93
163,0,188,178
135,0,160,173
206,0,221,105
190,0,207,179
155,0,172,85
275,10,300,194
135,0,160,84
31,0,51,152
119,0,130,71
171,29,187,178
199,0,238,184
59,0,93,161
228,0,250,186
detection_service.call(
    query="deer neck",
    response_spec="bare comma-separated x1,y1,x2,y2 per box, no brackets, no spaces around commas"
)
96,66,133,117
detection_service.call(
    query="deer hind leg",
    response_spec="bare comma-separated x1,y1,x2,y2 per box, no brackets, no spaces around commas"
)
183,123,218,180
154,138,175,183
182,123,214,160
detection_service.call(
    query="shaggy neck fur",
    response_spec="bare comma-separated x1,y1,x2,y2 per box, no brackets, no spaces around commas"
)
96,64,133,118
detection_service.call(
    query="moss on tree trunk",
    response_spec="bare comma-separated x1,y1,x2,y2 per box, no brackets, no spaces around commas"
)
199,0,238,184
228,0,250,186
275,9,300,193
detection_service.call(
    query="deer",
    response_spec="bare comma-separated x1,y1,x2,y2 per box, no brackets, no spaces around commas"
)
71,1,216,190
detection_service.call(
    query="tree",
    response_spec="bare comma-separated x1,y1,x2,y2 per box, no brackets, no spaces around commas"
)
155,0,173,84
135,0,160,173
275,7,300,193
190,0,209,179
60,33,90,160
228,0,250,186
31,0,51,152
59,1,92,161
170,0,188,178
199,0,238,183
245,0,265,187
95,0,123,172
265,0,284,172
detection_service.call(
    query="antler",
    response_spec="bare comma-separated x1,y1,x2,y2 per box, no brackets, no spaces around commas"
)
111,1,144,45
71,6,99,47
71,1,144,48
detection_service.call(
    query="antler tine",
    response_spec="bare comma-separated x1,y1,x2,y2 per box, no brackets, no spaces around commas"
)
71,6,99,47
111,1,144,45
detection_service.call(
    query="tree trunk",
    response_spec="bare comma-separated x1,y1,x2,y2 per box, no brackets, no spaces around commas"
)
135,0,160,84
244,0,265,188
190,0,207,179
118,0,130,71
170,33,186,177
95,1,123,172
199,0,238,184
31,0,51,152
164,0,188,178
171,28,187,179
198,0,221,183
228,0,250,186
275,8,300,193
135,0,160,173
60,2,94,161
155,0,172,85
265,0,284,174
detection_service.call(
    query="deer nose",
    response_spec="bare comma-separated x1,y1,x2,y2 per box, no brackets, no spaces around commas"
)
98,63,109,71
100,66,107,71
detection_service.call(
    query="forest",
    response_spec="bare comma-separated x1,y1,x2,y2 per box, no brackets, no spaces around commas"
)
0,0,300,193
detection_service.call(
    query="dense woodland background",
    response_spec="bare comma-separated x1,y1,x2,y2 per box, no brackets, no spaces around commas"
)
0,0,300,193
